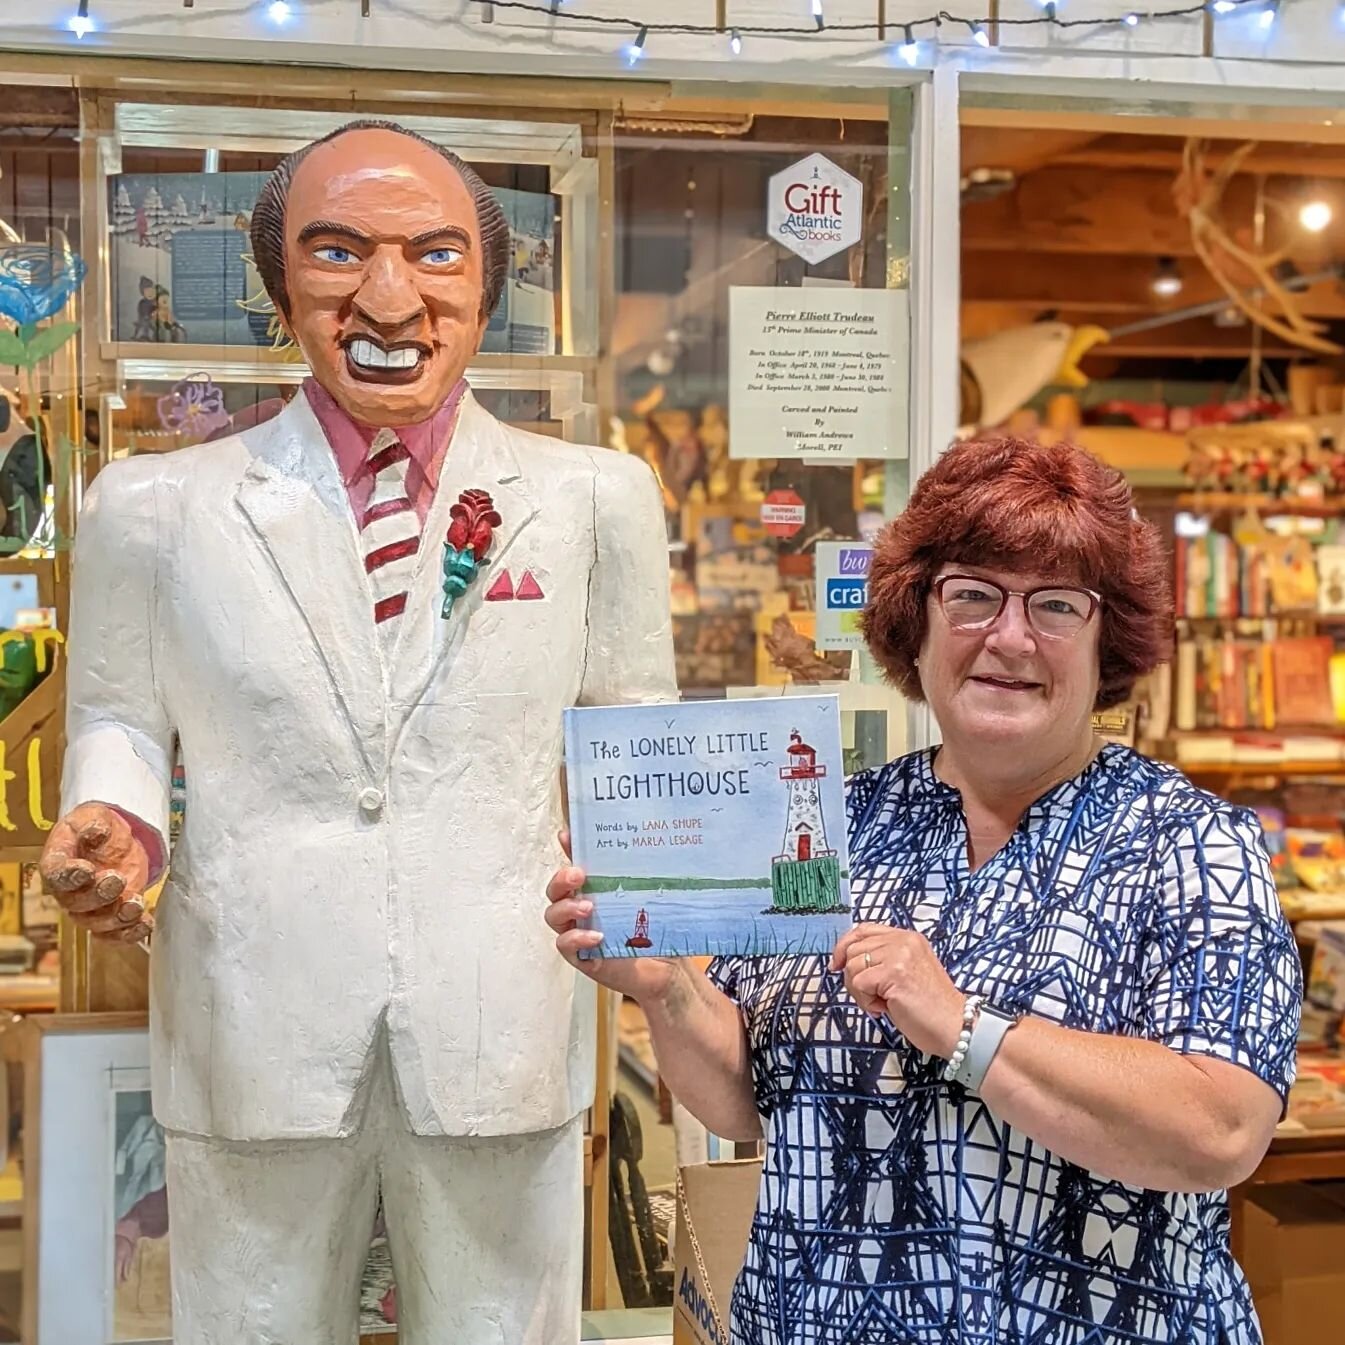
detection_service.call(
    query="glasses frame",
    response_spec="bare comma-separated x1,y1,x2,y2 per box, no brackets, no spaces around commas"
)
932,573,1102,641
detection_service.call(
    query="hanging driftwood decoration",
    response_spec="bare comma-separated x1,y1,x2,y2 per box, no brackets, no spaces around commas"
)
1175,137,1342,356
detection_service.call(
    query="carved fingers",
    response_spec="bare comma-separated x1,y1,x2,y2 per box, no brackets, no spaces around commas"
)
39,803,154,943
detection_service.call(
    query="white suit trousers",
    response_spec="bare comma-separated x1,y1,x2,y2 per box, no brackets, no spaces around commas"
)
162,1045,584,1345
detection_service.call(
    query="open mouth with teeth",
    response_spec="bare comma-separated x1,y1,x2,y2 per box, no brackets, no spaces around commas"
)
343,336,430,385
969,675,1042,693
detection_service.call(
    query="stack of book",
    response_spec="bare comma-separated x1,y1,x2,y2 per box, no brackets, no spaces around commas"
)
1175,534,1345,619
1173,633,1345,734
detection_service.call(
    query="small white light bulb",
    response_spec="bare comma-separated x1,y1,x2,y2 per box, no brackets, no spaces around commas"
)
972,24,991,46
1257,5,1276,27
268,0,291,22
729,28,742,55
1211,0,1236,13
1123,12,1140,25
1300,200,1333,233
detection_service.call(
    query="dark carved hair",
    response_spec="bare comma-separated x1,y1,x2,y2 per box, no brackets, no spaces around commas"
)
249,119,511,322
861,436,1173,711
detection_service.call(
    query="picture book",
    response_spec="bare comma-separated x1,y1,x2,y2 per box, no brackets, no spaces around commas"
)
563,696,852,959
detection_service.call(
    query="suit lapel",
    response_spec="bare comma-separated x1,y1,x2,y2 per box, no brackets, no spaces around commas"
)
234,396,388,777
389,395,540,739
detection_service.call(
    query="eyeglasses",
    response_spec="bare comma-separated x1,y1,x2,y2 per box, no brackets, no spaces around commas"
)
932,573,1101,640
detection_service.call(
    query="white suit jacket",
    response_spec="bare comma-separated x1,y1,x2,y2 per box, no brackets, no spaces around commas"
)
62,392,677,1141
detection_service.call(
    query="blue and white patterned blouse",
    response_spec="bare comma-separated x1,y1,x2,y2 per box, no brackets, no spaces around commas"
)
710,744,1302,1345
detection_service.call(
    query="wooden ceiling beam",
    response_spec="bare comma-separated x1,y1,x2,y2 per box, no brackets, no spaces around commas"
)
959,106,1345,147
962,252,1345,319
0,86,77,129
962,300,1323,359
1052,145,1345,181
962,165,1345,260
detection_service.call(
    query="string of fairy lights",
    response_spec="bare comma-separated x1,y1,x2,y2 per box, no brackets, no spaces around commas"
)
62,0,1301,66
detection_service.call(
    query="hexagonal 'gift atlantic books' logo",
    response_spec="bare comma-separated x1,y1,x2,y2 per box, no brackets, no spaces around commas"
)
766,153,863,265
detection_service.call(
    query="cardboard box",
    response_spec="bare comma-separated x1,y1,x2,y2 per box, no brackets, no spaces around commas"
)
1242,1183,1345,1345
672,1159,761,1345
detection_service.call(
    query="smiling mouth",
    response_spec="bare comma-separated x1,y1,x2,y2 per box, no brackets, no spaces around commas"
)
342,337,430,385
970,675,1041,692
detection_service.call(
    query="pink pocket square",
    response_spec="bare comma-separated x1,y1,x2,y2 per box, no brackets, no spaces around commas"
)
484,568,546,602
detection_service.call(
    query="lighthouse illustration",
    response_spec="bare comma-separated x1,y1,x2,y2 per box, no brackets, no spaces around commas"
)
768,730,846,915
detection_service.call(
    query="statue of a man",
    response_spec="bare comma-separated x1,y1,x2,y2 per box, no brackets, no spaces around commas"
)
40,120,676,1344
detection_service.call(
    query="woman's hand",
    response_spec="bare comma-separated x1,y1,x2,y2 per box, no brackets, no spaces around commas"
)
830,923,966,1059
545,830,681,1005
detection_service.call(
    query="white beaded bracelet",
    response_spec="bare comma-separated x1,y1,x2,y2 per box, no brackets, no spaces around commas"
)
941,994,986,1082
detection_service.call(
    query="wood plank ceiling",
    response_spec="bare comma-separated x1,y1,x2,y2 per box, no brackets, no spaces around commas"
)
960,125,1345,370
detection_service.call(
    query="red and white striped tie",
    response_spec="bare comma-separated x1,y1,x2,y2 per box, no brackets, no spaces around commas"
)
361,429,420,640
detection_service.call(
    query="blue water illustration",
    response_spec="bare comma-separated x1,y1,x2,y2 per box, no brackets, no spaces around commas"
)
583,888,853,960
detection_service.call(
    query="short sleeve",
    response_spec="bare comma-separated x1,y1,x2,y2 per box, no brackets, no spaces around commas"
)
1141,804,1302,1099
707,954,742,1002
708,955,772,1015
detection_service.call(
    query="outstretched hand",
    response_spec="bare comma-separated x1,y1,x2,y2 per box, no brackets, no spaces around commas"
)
39,802,153,943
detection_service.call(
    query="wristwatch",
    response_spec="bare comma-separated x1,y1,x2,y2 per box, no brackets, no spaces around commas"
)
952,1003,1023,1092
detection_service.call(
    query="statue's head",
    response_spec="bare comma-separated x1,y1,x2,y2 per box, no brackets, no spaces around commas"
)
251,121,509,428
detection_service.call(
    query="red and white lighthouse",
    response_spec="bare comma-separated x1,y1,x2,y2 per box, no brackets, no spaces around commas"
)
776,730,835,864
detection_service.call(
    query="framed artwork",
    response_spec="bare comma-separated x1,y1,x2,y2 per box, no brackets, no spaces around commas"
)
20,1016,400,1343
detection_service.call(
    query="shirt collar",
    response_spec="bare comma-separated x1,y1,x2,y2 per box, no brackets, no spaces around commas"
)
302,376,468,487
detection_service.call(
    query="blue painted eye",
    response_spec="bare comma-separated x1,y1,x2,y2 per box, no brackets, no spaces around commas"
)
424,247,463,266
315,245,356,264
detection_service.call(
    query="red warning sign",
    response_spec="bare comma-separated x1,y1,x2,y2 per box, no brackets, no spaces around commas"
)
761,489,806,539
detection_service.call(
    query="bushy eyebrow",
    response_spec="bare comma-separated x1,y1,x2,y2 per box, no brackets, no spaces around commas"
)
294,222,473,252
296,221,370,247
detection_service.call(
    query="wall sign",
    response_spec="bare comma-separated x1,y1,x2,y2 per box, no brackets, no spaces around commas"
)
761,489,806,539
814,542,873,650
767,154,862,265
729,286,908,461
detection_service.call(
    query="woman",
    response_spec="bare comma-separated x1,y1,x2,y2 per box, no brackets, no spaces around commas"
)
546,436,1300,1345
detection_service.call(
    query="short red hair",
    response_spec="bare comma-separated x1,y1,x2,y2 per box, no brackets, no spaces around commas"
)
862,436,1172,711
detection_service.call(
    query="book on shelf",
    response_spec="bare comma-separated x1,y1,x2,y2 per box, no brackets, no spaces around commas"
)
1172,734,1345,766
1318,544,1345,617
1272,636,1337,727
1173,532,1319,618
1172,627,1278,732
1170,628,1345,736
563,695,852,959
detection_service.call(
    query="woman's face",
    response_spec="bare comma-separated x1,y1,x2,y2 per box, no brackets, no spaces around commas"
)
918,562,1101,758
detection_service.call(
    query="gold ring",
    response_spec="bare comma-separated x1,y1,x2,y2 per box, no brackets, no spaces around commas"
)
863,951,873,970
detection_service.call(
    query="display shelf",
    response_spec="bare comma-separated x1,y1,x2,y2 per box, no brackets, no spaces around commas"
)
1164,726,1345,737
0,974,57,1015
1176,492,1345,517
1170,760,1345,779
111,103,588,174
108,354,598,448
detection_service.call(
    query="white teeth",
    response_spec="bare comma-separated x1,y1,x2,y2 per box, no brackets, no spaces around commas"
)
349,339,421,371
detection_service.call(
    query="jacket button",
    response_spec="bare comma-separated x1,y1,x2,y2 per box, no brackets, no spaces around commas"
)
358,787,384,817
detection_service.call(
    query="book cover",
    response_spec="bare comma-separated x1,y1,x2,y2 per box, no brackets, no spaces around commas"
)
1272,636,1336,727
1317,545,1345,616
563,695,852,959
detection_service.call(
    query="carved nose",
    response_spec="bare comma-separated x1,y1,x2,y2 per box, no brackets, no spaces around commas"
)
352,252,426,331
